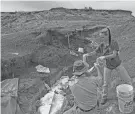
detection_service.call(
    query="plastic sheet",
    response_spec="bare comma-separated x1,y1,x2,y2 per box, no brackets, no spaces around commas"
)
1,78,23,114
38,92,55,114
38,76,69,114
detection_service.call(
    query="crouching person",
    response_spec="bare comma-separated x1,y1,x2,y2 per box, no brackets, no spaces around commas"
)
63,60,103,114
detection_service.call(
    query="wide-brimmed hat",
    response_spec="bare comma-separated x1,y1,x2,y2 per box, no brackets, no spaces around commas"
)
73,60,89,75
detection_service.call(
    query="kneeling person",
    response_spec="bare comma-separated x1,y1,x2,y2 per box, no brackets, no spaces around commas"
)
64,60,103,114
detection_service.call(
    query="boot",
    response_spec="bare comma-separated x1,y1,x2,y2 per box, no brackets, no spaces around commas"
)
100,86,108,105
100,94,108,105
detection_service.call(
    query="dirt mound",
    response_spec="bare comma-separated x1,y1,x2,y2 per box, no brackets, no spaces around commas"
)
124,57,135,78
31,46,69,68
116,19,135,62
1,8,133,34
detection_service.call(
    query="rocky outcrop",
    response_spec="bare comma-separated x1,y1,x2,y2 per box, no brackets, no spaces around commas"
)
50,7,69,12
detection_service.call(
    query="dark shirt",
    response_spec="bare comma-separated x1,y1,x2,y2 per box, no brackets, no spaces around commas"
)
95,40,121,70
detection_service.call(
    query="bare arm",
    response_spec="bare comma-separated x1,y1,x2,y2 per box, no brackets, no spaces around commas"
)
104,50,117,59
83,42,104,62
94,63,103,87
83,51,96,63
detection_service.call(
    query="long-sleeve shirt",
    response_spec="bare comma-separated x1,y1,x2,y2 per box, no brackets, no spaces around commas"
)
69,76,102,110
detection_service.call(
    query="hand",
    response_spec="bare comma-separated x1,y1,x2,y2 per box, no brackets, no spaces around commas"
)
94,63,103,72
59,89,66,96
96,58,101,64
68,80,75,86
96,57,105,66
99,56,105,60
68,76,76,86
85,53,89,56
83,53,89,57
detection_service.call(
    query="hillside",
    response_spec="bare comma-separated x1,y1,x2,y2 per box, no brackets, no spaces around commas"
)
1,8,135,114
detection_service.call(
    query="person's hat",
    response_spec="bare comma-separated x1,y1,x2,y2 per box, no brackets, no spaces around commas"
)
73,60,89,75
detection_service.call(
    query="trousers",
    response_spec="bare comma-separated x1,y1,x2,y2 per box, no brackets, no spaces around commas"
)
102,64,132,97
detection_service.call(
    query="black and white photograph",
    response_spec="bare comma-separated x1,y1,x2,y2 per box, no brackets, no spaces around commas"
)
1,0,135,114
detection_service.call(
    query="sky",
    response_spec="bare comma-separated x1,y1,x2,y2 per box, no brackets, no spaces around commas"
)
1,1,135,16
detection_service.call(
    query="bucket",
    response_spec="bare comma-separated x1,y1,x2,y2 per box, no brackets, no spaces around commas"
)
78,47,84,53
116,84,134,113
